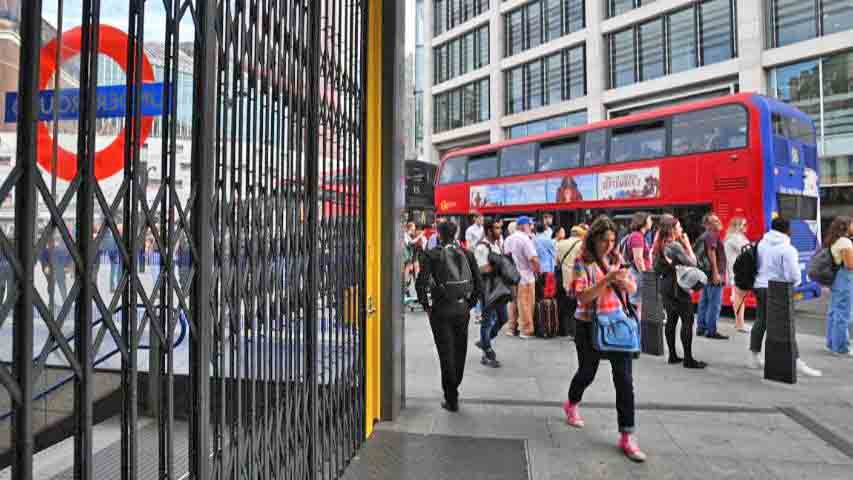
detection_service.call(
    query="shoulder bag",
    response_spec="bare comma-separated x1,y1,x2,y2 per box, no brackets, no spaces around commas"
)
586,264,641,353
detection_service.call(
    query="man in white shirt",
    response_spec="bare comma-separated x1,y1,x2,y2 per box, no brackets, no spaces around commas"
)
465,214,485,250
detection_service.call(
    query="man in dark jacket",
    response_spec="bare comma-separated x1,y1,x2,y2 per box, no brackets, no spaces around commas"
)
416,221,483,412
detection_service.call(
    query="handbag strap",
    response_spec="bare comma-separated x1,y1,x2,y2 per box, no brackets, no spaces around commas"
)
559,240,581,270
592,256,636,318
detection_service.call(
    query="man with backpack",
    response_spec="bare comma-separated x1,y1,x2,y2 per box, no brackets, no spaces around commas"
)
416,221,484,411
695,213,729,339
747,217,822,376
474,218,510,367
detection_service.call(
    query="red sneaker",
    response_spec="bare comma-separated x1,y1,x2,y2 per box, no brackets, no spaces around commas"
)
618,434,647,463
562,400,584,428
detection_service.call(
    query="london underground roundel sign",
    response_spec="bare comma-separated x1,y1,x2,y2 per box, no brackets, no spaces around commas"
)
37,25,156,181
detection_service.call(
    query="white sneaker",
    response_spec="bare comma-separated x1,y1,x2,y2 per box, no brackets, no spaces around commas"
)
830,350,853,357
796,359,822,377
747,352,763,369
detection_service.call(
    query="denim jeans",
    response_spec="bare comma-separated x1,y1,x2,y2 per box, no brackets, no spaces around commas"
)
569,321,635,433
480,302,507,352
697,284,723,335
827,268,852,354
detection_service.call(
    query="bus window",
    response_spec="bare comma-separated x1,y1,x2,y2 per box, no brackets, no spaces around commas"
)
500,143,536,177
584,129,607,166
610,122,665,163
539,139,580,172
773,112,815,145
438,156,467,184
671,104,748,155
467,153,499,181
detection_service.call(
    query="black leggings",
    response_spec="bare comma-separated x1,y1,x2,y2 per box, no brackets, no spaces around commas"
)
569,321,635,433
664,298,695,361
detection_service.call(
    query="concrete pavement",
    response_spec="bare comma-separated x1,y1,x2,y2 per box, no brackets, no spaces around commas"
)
359,299,853,479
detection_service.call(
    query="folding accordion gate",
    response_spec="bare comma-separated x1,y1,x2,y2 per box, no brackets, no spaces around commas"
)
1,0,368,478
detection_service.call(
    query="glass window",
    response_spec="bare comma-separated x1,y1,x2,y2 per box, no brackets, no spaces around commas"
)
671,104,749,155
609,0,635,18
539,139,581,171
566,0,585,33
822,0,853,36
449,89,462,129
500,143,537,176
610,29,636,88
567,46,586,98
505,111,588,139
700,0,734,65
774,113,816,145
545,0,562,41
610,123,666,163
527,1,543,50
546,53,563,104
509,125,528,139
435,0,446,35
639,19,664,81
777,194,818,220
822,51,853,156
668,8,697,74
770,59,822,136
584,129,607,165
462,33,475,74
448,40,459,79
478,27,490,69
771,0,817,47
527,60,544,110
461,83,479,125
479,78,490,122
506,67,524,114
439,156,467,184
468,154,499,180
506,9,524,57
435,94,449,133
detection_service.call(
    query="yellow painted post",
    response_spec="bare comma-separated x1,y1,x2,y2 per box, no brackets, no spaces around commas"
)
364,0,383,438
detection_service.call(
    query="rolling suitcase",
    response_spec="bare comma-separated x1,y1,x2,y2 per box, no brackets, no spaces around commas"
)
534,298,559,338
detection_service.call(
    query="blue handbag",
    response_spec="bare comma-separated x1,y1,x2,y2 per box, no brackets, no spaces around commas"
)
587,266,641,353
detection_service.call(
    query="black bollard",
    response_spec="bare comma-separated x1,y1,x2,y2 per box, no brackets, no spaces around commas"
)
640,271,665,356
764,280,797,384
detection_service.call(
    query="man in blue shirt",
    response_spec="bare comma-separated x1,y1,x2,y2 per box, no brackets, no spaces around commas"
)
534,223,555,274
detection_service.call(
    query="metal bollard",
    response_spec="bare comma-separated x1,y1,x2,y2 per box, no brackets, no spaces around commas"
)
640,271,665,356
764,280,797,384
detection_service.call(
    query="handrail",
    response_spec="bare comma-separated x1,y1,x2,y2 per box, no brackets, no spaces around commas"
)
0,304,188,422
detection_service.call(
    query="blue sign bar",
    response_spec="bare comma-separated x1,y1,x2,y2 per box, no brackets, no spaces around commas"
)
4,83,166,123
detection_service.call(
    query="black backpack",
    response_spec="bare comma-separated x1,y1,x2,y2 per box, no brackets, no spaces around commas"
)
692,234,712,274
808,248,840,287
433,244,474,302
733,242,760,291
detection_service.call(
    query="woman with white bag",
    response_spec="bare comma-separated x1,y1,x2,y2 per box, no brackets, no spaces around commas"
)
653,214,707,369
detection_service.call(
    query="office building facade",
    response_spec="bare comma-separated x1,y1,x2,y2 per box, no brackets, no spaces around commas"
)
420,0,853,221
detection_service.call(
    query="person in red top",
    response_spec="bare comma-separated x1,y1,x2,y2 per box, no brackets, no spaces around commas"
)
562,215,646,463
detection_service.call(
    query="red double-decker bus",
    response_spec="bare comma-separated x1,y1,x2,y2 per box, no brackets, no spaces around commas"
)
434,93,822,306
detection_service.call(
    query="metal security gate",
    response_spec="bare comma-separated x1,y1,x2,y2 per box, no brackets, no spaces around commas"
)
1,0,368,478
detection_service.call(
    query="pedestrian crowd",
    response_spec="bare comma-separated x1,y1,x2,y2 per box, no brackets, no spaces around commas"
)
408,210,853,463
